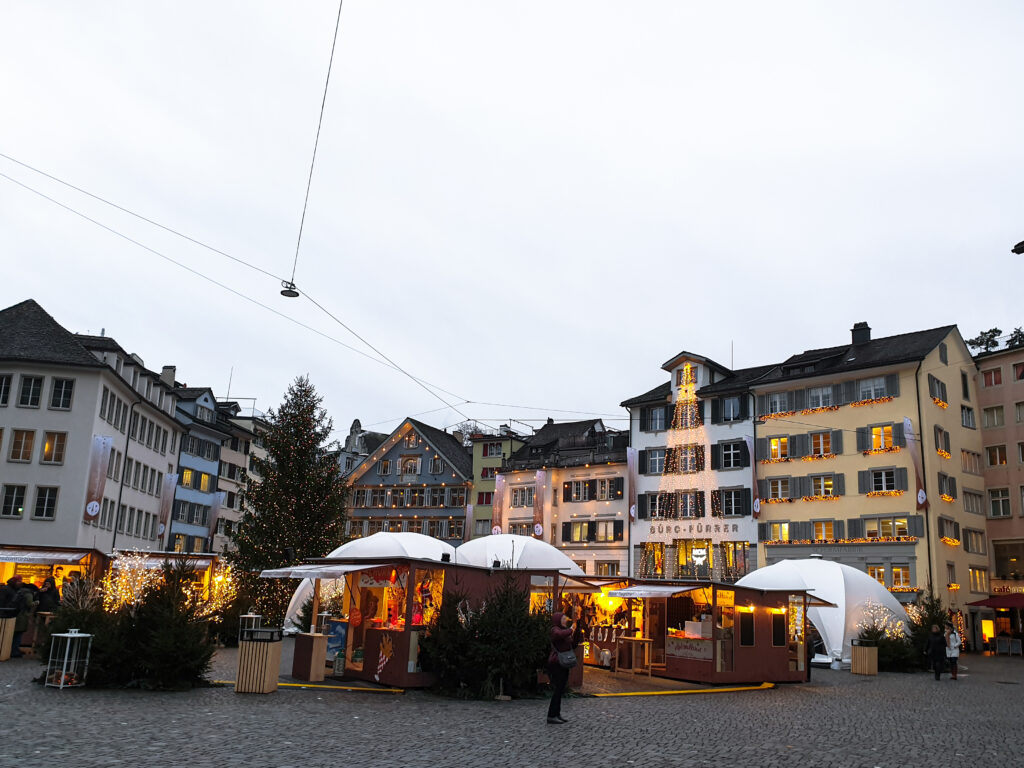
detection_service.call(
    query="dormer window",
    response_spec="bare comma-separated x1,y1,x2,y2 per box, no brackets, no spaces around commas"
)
404,433,418,448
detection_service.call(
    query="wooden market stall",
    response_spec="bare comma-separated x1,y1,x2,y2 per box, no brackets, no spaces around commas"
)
607,580,829,685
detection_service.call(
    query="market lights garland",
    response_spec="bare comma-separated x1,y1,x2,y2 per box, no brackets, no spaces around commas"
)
765,536,918,545
940,493,955,503
850,396,895,408
932,397,949,409
866,490,905,498
888,586,920,593
863,446,901,456
758,410,797,421
936,449,951,460
801,453,836,462
800,405,840,415
759,457,792,464
941,536,961,547
762,497,795,504
801,494,841,502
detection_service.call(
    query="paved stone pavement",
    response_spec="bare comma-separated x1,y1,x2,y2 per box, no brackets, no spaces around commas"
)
2,647,1021,768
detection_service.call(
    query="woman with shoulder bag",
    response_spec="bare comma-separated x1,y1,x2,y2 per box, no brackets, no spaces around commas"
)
546,612,576,724
945,622,961,680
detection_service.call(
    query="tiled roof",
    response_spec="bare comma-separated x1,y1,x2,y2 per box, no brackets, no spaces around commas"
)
175,387,213,400
407,418,473,479
660,350,731,374
362,432,388,453
697,364,778,396
525,418,604,447
0,300,104,368
620,381,671,408
74,334,125,354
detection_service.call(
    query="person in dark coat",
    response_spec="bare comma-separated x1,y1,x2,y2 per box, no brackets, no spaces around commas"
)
6,577,35,658
546,611,575,724
926,624,947,680
35,577,60,613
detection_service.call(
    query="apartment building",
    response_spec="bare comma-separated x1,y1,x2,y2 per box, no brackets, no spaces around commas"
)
469,427,525,538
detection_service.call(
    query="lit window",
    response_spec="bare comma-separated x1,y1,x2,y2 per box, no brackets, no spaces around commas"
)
987,445,1007,466
811,432,831,456
9,430,34,462
769,437,788,460
871,425,893,450
404,433,418,448
181,469,194,488
41,432,67,464
867,566,886,585
866,517,908,538
892,566,910,587
199,473,211,492
769,522,789,541
813,521,834,539
810,475,834,496
768,478,789,499
970,568,988,593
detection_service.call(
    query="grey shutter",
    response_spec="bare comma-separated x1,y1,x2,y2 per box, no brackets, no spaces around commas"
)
847,518,865,538
791,433,808,459
843,380,858,403
791,476,805,499
663,405,673,427
858,470,870,494
908,515,924,538
739,395,750,420
856,427,869,452
831,430,844,455
757,522,769,541
613,520,624,541
710,490,721,517
710,443,722,470
953,521,961,540
884,374,899,398
893,421,906,447
944,431,951,453
755,437,768,461
949,477,957,499
833,473,845,496
796,521,813,540
939,342,948,364
696,445,706,472
711,398,722,424
561,522,572,541
793,389,807,410
756,394,767,415
833,520,845,539
928,374,937,398
895,467,909,491
587,480,598,499
757,479,768,498
587,521,597,541
640,407,650,431
739,440,750,467
697,400,705,423
933,425,941,450
562,483,572,503
832,383,844,406
637,494,648,519
612,477,624,498
696,491,706,516
741,489,752,516
638,450,648,475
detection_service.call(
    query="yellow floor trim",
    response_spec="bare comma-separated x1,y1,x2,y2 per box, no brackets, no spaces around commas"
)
590,681,774,697
213,680,403,693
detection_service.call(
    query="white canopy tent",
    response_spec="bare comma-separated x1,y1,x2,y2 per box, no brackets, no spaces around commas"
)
736,558,908,663
454,534,585,576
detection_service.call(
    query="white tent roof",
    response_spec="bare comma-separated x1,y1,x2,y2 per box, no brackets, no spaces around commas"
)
608,585,700,599
454,534,585,575
736,558,908,662
319,531,457,562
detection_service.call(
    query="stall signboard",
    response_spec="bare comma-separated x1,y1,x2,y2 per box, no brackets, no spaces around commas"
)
645,520,756,545
359,566,408,589
717,589,735,607
326,620,348,661
667,636,713,660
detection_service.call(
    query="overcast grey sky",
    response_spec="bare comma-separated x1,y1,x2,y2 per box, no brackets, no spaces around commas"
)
2,2,1021,439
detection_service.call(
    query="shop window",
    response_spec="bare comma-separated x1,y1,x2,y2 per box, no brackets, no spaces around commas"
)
739,611,755,646
596,561,619,577
867,565,885,585
892,566,910,587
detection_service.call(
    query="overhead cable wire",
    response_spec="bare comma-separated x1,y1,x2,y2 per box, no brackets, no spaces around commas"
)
289,0,343,287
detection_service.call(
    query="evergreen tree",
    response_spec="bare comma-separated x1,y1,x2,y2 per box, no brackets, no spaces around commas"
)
965,327,1002,352
229,376,347,624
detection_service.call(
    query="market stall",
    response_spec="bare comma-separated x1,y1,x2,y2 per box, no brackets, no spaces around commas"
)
607,580,827,684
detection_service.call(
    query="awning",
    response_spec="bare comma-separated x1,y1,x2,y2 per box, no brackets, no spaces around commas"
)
530,575,601,594
260,563,371,580
608,585,701,599
0,549,89,565
967,594,1024,609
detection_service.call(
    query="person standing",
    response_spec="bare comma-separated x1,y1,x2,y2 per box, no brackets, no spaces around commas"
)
926,624,947,681
546,612,575,724
35,577,60,613
6,577,35,658
945,622,962,680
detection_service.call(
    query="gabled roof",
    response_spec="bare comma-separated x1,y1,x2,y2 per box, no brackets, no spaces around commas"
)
74,334,126,354
660,350,731,375
362,431,388,454
0,300,105,368
752,325,956,387
175,387,214,400
697,364,778,396
620,381,671,408
523,419,604,447
407,418,473,478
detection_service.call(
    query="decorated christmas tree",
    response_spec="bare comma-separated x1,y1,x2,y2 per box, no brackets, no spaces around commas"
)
229,376,347,624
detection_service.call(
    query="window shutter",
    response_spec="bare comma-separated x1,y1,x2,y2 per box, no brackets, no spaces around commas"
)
613,520,624,541
739,395,750,420
757,479,768,498
831,430,844,454
587,480,598,499
896,467,909,491
755,437,767,461
927,374,936,398
892,421,905,447
944,431,951,453
710,490,721,517
640,407,650,431
949,477,957,499
637,495,648,519
858,470,870,494
884,374,899,398
742,488,752,516
710,444,722,470
562,483,572,503
587,521,597,541
856,427,869,452
833,520,845,539
908,515,924,538
638,450,648,475
663,405,673,426
832,383,844,406
697,400,705,423
790,477,803,499
695,445,705,472
739,440,750,468
847,518,865,538
833,473,845,496
937,473,947,495
843,380,858,403
792,433,808,459
793,389,807,410
953,521,961,540
933,425,941,450
757,522,768,540
756,394,767,415
696,491,705,516
612,477,624,497
561,522,572,542
711,398,722,424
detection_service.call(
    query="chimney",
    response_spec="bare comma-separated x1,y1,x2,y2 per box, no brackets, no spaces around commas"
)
160,365,176,386
546,417,554,425
452,430,464,446
851,322,871,345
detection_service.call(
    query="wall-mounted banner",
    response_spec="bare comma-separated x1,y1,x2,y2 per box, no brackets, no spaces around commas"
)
158,473,179,542
533,470,547,535
208,491,226,539
744,436,760,518
902,417,929,510
492,474,507,534
82,435,113,524
626,447,638,520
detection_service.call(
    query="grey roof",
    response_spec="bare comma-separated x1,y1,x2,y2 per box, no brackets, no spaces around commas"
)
620,381,671,408
74,334,126,354
660,350,731,374
523,418,604,448
407,418,473,479
175,387,213,400
697,364,778,396
0,300,105,368
362,431,388,453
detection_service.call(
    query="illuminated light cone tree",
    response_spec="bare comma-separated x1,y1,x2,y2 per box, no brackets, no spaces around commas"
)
229,376,347,624
646,362,717,579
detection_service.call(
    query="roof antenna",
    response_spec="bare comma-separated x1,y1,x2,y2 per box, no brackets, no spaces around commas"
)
731,339,734,369
226,366,234,400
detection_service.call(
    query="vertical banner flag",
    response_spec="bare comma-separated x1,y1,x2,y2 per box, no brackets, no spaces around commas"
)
464,503,473,542
903,417,929,509
491,474,506,535
208,491,226,541
82,435,114,524
533,470,547,537
744,436,760,518
626,447,639,520
158,473,179,545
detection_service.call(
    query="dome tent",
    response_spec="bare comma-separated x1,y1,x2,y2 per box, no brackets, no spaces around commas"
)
454,533,585,575
736,557,908,663
280,532,457,631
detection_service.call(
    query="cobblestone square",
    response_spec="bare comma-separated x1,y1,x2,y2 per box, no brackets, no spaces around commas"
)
3,644,1021,768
